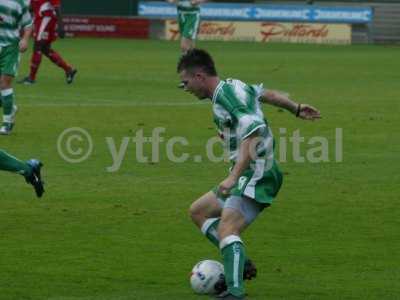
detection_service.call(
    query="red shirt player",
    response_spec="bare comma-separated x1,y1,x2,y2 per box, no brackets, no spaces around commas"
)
19,0,77,84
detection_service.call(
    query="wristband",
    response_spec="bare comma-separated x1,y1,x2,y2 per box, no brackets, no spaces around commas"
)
295,104,301,117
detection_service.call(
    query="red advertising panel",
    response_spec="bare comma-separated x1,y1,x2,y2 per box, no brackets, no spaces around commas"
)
165,20,351,44
63,16,150,39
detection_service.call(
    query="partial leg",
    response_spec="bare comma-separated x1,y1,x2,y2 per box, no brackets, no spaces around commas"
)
28,41,44,82
0,149,31,174
180,37,195,54
189,190,223,247
216,196,266,299
42,42,77,84
190,192,259,280
0,149,44,198
180,11,200,54
0,75,17,135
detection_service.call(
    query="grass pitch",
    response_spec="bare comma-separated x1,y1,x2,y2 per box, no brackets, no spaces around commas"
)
0,39,399,299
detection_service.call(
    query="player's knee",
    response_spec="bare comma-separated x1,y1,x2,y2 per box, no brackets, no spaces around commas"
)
34,41,43,51
181,47,187,55
218,218,241,240
189,202,204,225
0,77,12,89
181,45,191,54
218,226,241,241
188,202,199,219
180,39,193,54
40,44,51,56
218,224,235,241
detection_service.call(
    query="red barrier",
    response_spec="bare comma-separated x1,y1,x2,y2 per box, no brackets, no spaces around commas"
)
63,16,150,39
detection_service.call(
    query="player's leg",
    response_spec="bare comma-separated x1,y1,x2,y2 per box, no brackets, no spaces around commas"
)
0,74,17,134
216,196,266,299
0,43,20,135
180,37,194,54
190,191,258,281
189,191,223,248
0,149,31,174
177,12,189,54
179,12,200,53
40,18,77,84
29,41,43,82
45,46,77,84
0,149,44,197
19,41,44,84
44,45,73,79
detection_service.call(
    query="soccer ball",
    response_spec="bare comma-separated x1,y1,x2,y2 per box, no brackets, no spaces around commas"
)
190,260,224,294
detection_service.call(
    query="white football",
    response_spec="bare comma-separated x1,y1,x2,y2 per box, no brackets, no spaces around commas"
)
190,259,224,294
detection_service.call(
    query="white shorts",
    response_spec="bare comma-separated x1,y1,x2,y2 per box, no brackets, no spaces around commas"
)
217,195,267,224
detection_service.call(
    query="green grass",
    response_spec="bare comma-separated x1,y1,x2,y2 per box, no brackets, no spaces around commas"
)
0,39,399,299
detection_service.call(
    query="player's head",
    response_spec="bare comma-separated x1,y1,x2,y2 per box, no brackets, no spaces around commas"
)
177,49,218,100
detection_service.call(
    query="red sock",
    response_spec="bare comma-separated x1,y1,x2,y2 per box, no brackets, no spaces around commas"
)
47,49,72,73
29,51,42,80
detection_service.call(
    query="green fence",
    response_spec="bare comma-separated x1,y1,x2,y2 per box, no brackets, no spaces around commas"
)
62,0,138,16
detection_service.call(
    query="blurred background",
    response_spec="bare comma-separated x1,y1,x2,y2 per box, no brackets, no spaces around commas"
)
59,0,400,44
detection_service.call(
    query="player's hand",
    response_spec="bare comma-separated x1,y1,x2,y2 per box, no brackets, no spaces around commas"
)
19,39,29,52
58,28,66,39
167,0,176,3
218,176,237,197
297,104,321,120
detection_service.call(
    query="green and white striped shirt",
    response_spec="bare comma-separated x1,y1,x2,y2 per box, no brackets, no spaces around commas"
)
0,0,32,47
212,79,274,163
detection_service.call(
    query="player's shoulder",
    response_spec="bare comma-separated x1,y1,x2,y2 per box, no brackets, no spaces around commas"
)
30,0,58,7
50,0,60,8
227,78,265,98
219,78,245,94
213,79,249,110
224,78,246,87
220,78,255,99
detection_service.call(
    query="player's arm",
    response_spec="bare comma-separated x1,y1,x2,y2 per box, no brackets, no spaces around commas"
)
218,132,258,196
167,0,177,4
19,25,32,52
19,5,33,53
260,90,321,120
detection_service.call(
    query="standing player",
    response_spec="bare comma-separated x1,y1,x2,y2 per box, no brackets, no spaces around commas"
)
178,49,320,299
0,0,32,135
19,0,77,85
0,149,44,197
167,0,207,53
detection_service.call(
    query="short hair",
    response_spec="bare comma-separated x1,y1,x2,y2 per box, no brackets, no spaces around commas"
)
177,49,218,76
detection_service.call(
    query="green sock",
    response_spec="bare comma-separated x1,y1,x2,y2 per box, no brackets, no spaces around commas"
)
0,149,30,176
1,89,14,124
201,217,220,248
202,218,249,260
220,235,246,297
